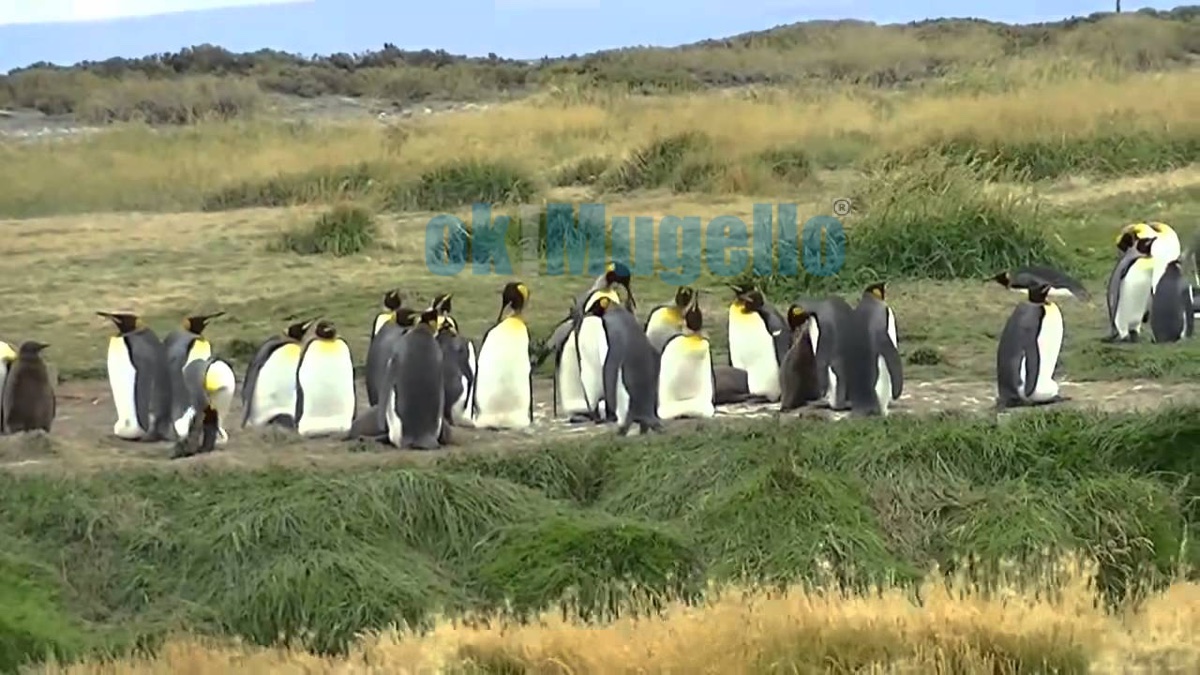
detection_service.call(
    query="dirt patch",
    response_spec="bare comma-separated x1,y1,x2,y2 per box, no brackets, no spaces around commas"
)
1,375,1194,475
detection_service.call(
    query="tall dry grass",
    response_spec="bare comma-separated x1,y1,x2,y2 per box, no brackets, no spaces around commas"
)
1,67,1196,217
37,556,1200,674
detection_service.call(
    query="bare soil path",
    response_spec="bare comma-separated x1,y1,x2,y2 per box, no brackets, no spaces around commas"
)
1,376,1194,475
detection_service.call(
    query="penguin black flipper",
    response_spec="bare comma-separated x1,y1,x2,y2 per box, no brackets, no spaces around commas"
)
1020,308,1043,400
759,304,792,366
1009,265,1092,301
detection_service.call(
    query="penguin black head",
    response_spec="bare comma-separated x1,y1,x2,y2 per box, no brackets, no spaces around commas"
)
1027,283,1051,305
382,289,404,311
440,314,460,336
183,312,225,335
728,281,755,298
313,320,338,340
604,262,636,310
991,271,1012,288
285,318,318,341
97,311,143,335
497,282,530,324
738,290,765,312
431,293,453,315
18,341,49,358
393,307,420,327
786,304,810,331
674,286,696,310
587,294,613,317
683,296,703,332
418,308,440,332
1134,237,1155,256
864,282,886,302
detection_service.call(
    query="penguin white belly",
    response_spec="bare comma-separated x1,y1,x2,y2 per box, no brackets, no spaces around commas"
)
450,341,476,426
644,310,680,353
206,359,237,444
554,329,590,416
385,389,403,447
657,336,715,419
807,320,836,405
472,318,532,429
886,308,898,349
296,339,356,436
0,360,7,428
1029,304,1064,401
1115,261,1154,336
728,310,780,400
247,344,303,427
373,312,392,337
875,356,893,416
107,337,145,439
1153,231,1181,265
576,316,609,416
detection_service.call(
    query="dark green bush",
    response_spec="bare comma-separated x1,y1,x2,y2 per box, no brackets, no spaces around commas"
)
391,160,540,212
598,131,716,192
276,203,378,256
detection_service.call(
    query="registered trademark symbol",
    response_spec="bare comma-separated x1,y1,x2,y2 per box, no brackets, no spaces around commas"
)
832,198,852,217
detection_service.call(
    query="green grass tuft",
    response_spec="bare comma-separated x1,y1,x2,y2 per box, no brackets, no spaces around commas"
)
392,160,541,212
274,203,378,256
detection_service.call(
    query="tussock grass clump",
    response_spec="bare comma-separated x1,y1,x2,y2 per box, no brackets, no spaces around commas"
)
201,162,387,212
755,145,814,184
275,204,377,256
74,76,264,125
391,160,540,212
552,155,612,187
848,157,1076,280
897,130,1200,181
598,131,719,192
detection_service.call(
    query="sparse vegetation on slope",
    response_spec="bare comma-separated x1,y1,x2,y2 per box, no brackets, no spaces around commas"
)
2,8,1198,120
2,409,1198,670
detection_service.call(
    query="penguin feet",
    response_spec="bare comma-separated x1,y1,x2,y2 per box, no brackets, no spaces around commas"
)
567,413,595,424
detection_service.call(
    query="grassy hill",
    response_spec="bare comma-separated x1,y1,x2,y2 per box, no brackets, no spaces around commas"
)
1,7,1198,123
2,6,1200,674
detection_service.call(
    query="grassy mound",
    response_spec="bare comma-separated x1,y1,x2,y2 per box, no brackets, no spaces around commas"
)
274,203,378,256
4,407,1196,670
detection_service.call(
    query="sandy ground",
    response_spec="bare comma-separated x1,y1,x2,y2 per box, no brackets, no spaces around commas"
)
2,375,1196,474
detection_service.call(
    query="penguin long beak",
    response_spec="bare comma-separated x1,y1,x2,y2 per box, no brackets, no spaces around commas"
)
495,301,511,325
623,284,637,311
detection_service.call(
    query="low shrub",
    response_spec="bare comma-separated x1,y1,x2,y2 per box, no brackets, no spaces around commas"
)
598,131,717,192
390,159,540,212
275,203,377,256
552,156,612,187
75,75,264,125
201,162,387,211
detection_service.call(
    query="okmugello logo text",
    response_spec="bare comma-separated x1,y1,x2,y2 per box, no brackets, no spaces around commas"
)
424,199,851,284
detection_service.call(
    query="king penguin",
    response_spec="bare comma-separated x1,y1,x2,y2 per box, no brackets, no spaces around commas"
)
995,282,1068,409
171,357,225,458
547,262,636,421
587,294,662,436
657,292,714,420
1149,258,1195,343
991,266,1090,302
841,284,904,417
779,305,822,412
471,282,534,430
643,286,695,353
0,340,15,432
365,306,420,406
805,295,856,411
2,341,56,433
295,320,356,437
97,311,174,441
172,356,236,445
437,317,476,428
372,289,404,337
241,318,316,429
164,312,225,436
383,308,451,449
1104,237,1156,343
726,283,790,402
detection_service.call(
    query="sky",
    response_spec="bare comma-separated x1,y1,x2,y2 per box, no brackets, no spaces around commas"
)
0,1,1183,73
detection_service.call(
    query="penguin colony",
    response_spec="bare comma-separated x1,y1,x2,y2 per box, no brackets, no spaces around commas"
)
0,221,1191,453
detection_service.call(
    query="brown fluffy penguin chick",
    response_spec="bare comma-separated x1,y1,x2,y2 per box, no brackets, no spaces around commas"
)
3,341,56,433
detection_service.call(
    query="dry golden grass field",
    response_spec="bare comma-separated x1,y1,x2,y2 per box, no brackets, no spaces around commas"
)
3,10,1200,674
33,557,1200,674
